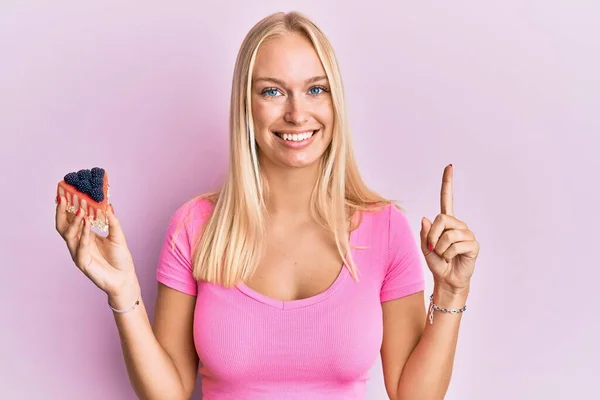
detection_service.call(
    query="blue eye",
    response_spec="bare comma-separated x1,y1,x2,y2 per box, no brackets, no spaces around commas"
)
263,88,281,97
261,86,328,98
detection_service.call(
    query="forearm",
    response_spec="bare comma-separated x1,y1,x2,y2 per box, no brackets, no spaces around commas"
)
110,282,187,400
396,286,469,400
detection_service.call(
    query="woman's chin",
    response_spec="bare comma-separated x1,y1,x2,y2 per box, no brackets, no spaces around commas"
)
258,145,327,170
274,153,322,169
278,159,314,169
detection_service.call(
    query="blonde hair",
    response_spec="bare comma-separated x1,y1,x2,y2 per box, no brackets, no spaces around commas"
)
188,11,396,287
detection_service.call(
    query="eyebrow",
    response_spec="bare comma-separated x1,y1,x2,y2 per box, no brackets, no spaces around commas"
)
253,75,328,86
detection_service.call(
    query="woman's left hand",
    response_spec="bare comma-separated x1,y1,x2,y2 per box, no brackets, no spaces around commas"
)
420,164,480,294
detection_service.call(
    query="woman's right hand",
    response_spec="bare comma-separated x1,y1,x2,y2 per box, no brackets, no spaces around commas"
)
55,195,139,302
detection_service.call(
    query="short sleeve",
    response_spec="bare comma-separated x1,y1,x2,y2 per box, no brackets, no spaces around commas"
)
380,205,426,302
156,199,211,296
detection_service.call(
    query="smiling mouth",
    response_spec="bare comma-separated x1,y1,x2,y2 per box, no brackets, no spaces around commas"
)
273,130,319,142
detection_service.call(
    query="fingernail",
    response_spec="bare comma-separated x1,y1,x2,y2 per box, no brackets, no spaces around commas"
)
111,204,116,216
56,195,60,204
428,243,434,252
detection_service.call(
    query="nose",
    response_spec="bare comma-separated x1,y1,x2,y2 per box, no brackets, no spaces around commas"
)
284,96,309,125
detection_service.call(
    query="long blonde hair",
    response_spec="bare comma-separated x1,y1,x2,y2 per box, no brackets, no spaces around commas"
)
188,11,395,287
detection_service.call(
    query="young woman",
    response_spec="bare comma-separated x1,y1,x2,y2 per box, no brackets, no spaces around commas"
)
55,11,480,400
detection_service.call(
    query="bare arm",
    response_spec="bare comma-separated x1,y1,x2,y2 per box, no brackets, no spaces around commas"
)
380,291,426,400
110,280,198,400
382,164,479,399
55,191,199,399
381,287,468,400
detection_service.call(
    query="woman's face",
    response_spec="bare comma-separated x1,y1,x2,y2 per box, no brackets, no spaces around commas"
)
251,33,334,170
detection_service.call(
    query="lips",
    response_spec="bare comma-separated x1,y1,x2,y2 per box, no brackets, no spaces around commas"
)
271,129,320,149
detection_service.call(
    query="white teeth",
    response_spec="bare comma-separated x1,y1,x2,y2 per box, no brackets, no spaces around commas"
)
280,131,314,141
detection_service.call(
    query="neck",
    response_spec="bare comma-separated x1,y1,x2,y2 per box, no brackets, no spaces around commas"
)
260,158,321,219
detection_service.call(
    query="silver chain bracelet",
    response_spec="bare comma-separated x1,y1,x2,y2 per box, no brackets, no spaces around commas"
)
108,289,141,314
428,294,467,324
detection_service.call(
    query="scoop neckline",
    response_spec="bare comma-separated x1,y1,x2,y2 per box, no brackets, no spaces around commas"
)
235,225,358,311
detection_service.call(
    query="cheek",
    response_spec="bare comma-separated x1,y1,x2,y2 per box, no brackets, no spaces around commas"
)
252,101,282,129
316,99,334,126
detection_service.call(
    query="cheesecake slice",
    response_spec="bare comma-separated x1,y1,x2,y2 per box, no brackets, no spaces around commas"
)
56,167,110,231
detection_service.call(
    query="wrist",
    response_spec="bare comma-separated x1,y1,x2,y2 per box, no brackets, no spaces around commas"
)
432,284,469,308
108,280,140,311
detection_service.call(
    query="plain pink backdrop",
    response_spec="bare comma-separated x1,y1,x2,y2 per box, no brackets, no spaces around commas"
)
1,1,598,399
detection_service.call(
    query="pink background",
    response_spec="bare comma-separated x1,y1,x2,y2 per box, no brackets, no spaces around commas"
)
1,1,598,399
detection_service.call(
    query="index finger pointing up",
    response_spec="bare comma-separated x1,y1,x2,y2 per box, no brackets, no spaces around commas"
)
441,164,454,216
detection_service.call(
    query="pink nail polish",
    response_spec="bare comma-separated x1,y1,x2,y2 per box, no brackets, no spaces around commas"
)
428,243,434,252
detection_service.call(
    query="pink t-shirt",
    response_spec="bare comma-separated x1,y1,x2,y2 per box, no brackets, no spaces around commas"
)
156,197,425,399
